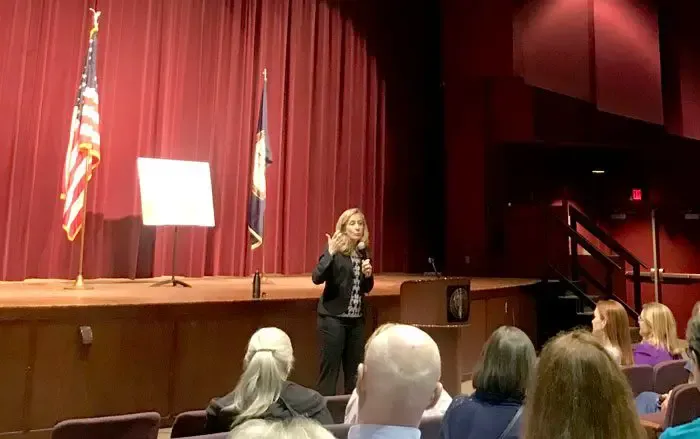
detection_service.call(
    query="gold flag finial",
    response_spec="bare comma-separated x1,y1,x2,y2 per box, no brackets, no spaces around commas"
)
89,8,101,31
263,68,267,82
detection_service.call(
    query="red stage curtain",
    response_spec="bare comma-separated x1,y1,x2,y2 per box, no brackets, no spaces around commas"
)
0,0,437,280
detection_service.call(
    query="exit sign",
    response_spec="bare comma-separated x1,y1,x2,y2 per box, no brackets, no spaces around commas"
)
631,189,642,201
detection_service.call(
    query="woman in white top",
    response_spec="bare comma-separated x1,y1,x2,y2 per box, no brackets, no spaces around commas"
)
343,323,452,423
591,300,634,366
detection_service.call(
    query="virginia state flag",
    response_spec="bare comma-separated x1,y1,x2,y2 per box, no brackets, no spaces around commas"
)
247,76,272,250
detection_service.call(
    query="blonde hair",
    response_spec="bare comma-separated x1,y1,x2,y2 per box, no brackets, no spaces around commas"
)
593,300,634,366
639,302,684,356
523,330,644,439
334,208,369,256
225,327,294,427
230,418,335,439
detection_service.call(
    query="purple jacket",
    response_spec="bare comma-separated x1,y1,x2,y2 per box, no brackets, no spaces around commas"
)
633,342,674,366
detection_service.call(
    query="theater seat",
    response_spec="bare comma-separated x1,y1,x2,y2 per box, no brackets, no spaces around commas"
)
324,394,352,424
51,412,161,439
325,423,350,439
664,384,700,428
419,415,442,439
325,416,443,439
171,410,207,438
640,383,700,433
177,434,227,439
622,364,654,396
653,360,690,394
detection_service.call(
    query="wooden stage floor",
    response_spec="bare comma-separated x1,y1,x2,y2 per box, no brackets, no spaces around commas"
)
0,274,540,438
0,275,538,308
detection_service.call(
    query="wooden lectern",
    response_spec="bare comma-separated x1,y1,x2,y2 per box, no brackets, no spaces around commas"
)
400,278,471,396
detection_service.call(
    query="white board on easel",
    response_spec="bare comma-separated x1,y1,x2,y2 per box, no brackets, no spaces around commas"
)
136,157,215,227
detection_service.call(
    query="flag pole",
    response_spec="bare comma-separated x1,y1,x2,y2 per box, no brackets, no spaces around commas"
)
260,68,273,284
71,154,91,289
66,8,100,291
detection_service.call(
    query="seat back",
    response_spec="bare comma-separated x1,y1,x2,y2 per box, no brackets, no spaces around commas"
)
51,412,161,439
664,383,700,429
325,423,350,439
621,364,654,396
324,394,351,424
178,434,227,439
419,415,443,439
653,359,691,394
171,410,207,438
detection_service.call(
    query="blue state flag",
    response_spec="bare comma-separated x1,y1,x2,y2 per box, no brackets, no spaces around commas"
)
248,77,272,250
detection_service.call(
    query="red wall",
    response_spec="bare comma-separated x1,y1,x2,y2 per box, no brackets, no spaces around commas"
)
514,0,593,102
603,216,700,334
661,1,700,140
514,0,662,123
442,0,700,331
594,0,662,123
441,0,519,274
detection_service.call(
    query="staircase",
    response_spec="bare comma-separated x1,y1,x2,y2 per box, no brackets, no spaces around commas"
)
535,203,647,347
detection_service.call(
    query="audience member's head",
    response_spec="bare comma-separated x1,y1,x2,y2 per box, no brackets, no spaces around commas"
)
639,302,684,355
693,301,700,317
523,330,644,439
686,314,700,383
364,323,397,356
229,417,335,439
472,326,536,401
356,324,441,427
226,327,294,427
592,300,634,365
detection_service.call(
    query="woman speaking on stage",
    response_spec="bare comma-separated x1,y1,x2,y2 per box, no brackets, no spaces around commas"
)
311,208,374,396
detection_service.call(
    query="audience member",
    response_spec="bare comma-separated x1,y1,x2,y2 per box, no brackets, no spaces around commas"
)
204,327,332,433
634,302,684,366
592,300,634,365
440,326,536,439
350,324,442,438
229,417,335,439
344,323,452,424
523,330,645,439
659,313,700,438
635,302,700,415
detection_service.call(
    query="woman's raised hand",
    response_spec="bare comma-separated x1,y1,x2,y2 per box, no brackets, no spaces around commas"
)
326,232,343,255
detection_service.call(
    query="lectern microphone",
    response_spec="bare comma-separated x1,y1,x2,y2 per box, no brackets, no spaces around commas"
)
425,257,441,277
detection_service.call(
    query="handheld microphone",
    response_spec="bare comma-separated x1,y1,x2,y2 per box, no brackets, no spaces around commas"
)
357,241,368,260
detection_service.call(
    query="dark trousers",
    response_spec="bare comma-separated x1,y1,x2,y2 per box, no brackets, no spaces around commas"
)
317,314,364,396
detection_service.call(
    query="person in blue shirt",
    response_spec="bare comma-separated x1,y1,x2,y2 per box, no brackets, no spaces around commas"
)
350,324,442,439
659,314,700,439
440,326,536,439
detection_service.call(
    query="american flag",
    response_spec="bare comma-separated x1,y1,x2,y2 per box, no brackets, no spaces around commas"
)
60,13,101,241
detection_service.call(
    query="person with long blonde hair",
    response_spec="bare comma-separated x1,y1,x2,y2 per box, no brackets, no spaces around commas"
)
635,302,700,415
634,302,684,366
312,208,374,395
658,313,700,438
204,327,332,433
522,330,645,439
592,300,634,365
